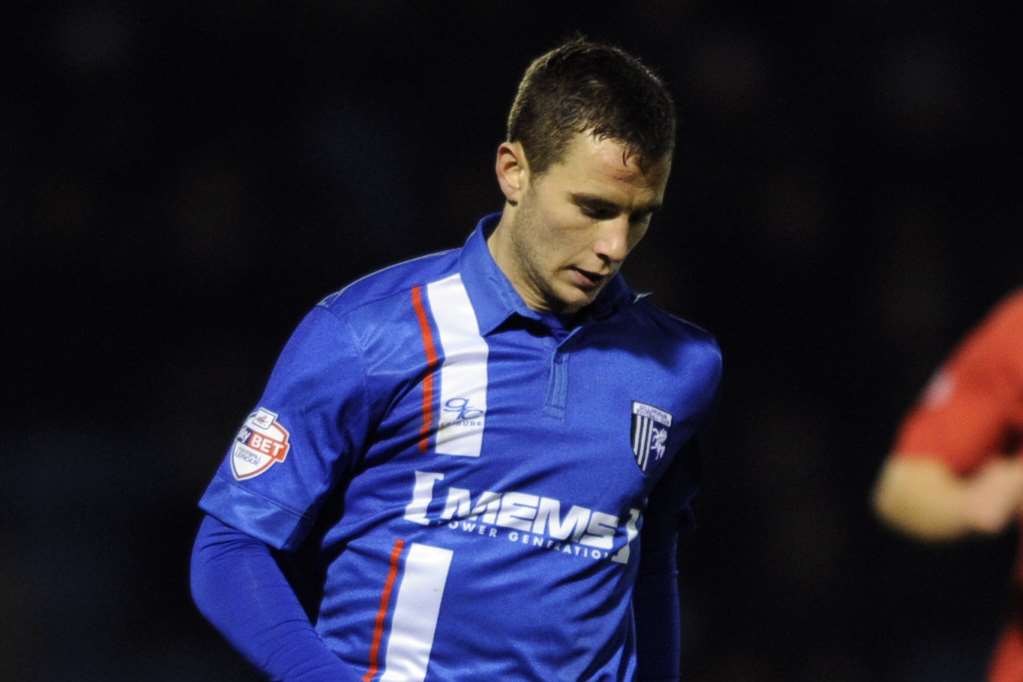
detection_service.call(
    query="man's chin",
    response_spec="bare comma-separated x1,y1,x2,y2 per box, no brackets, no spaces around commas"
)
551,284,600,314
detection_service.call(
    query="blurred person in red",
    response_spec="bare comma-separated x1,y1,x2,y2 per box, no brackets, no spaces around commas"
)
874,289,1023,682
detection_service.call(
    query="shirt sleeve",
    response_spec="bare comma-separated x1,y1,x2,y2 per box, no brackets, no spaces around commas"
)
633,438,700,681
190,515,361,682
894,291,1023,474
199,304,375,550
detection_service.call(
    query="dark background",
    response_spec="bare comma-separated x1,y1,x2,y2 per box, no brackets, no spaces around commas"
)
6,2,1021,680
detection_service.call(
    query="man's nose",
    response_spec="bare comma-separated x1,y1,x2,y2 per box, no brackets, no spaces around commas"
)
592,217,630,265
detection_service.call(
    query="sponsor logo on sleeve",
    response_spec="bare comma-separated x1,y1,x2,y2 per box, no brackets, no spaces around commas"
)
231,407,291,480
631,401,672,473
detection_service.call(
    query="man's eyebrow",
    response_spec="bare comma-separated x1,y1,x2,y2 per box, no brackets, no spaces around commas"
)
570,193,662,215
570,193,619,211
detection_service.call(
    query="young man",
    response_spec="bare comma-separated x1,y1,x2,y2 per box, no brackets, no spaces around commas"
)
191,37,722,681
874,289,1023,682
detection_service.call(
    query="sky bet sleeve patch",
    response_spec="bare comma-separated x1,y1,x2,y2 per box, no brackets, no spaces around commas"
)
231,407,291,480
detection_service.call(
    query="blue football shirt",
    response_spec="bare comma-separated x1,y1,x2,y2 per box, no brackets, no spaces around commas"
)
199,213,722,681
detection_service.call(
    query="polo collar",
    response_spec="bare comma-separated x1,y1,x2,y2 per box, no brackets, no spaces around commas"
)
457,213,635,336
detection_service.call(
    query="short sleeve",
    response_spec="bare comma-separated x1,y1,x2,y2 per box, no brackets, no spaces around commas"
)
895,292,1023,474
199,304,373,550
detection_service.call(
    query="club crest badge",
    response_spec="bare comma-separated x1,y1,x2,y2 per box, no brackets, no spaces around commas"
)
231,407,291,480
631,401,672,472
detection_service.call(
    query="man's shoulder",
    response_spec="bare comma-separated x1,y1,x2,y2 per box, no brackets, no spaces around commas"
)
628,296,719,351
317,248,461,318
603,297,723,415
619,296,723,378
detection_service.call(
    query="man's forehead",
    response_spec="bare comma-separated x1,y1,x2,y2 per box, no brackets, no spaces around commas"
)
561,132,671,186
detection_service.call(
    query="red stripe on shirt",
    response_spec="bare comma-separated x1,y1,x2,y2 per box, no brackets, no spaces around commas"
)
363,538,407,682
411,285,438,452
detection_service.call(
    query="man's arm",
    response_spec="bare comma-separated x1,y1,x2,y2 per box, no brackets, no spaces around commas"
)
193,305,378,677
633,531,681,681
872,454,1023,541
875,293,1023,542
633,441,701,681
190,514,360,682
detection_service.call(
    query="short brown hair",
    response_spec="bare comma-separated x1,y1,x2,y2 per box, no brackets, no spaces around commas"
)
507,36,676,176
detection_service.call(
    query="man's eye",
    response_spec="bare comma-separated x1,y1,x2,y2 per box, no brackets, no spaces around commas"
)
581,205,615,220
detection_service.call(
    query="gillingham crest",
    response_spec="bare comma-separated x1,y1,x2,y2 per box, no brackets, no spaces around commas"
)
231,407,291,480
631,401,672,472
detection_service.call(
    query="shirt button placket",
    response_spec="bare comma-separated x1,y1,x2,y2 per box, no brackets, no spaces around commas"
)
543,341,570,420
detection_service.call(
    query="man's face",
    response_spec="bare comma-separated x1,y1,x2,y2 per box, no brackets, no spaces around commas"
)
503,132,671,315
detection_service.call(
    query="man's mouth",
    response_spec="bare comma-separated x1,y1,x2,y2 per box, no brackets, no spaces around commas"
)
569,266,608,289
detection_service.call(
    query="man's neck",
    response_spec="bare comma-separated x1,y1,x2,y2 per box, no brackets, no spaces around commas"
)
485,210,550,314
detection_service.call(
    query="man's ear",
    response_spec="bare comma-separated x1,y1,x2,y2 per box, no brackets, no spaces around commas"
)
495,141,529,206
